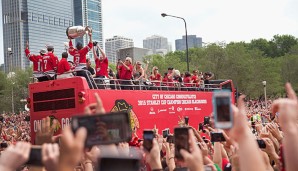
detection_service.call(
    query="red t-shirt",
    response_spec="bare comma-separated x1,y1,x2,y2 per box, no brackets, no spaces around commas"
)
68,40,93,66
183,76,192,87
42,52,58,72
57,58,71,74
150,74,161,86
191,75,199,83
167,73,174,86
119,64,133,80
95,58,108,77
25,49,43,72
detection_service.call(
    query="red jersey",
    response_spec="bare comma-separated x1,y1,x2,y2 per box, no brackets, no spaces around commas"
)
68,40,93,66
118,64,133,80
42,52,58,72
95,58,108,77
167,73,174,86
191,75,199,83
25,49,43,72
183,76,192,87
149,73,161,86
57,58,71,74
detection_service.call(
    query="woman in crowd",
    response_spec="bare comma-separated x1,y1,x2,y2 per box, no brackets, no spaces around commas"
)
149,66,162,87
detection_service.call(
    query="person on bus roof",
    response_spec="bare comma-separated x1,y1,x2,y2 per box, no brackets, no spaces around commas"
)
68,32,97,89
57,52,74,79
93,42,108,89
117,57,134,90
41,45,58,80
24,41,47,82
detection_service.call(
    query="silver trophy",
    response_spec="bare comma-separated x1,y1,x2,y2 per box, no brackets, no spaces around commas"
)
66,26,92,39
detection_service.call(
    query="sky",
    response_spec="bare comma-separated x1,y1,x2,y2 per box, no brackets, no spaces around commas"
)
1,0,298,64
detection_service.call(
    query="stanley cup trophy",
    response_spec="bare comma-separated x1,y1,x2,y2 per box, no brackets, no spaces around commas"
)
66,26,92,39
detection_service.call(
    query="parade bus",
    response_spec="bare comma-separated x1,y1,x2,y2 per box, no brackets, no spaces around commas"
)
27,77,236,142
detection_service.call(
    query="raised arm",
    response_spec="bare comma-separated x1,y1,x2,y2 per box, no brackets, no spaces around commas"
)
68,39,76,56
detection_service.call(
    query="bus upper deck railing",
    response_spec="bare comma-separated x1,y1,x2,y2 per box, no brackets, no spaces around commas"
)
30,76,232,92
93,78,226,92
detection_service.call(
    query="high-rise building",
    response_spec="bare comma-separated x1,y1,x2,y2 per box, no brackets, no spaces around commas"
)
143,35,170,55
73,0,103,59
105,36,134,64
1,0,74,73
175,35,203,51
117,47,152,63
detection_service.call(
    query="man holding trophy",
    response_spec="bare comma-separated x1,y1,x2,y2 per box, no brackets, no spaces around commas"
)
67,26,97,89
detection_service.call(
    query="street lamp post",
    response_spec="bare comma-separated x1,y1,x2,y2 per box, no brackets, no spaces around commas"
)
7,48,15,114
161,13,189,72
262,81,267,109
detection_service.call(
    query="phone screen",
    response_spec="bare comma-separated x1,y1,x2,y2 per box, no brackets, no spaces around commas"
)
213,91,233,129
257,139,266,149
100,157,140,171
27,146,43,166
216,96,231,122
71,111,132,147
167,135,174,143
143,130,154,151
204,117,210,125
162,129,169,138
210,132,226,142
174,127,189,160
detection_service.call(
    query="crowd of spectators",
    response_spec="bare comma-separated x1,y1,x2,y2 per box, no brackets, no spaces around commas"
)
0,83,297,171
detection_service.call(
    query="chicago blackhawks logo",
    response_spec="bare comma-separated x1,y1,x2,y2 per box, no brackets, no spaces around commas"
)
110,99,140,130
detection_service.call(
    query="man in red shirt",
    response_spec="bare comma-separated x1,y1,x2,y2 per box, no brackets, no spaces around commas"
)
191,70,200,86
93,43,108,89
68,32,97,89
117,57,133,90
57,52,74,79
41,45,58,80
24,41,46,81
68,32,93,70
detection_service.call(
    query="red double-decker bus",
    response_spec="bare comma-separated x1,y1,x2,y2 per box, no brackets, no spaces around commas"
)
28,77,236,143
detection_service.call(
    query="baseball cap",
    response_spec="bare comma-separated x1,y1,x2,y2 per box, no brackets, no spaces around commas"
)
39,49,46,55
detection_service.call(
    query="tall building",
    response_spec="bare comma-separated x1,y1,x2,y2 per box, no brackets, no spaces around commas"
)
143,35,170,55
73,0,103,59
117,47,152,62
175,35,203,51
105,36,134,64
2,0,73,73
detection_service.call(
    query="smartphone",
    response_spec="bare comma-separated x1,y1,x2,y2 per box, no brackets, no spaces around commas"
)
184,116,189,125
167,135,174,143
213,91,233,129
204,117,210,125
210,132,226,142
143,130,154,152
71,111,132,147
174,127,190,160
162,128,170,138
0,142,8,148
26,146,43,166
173,168,188,171
99,156,141,171
24,116,30,122
257,139,266,149
198,123,204,131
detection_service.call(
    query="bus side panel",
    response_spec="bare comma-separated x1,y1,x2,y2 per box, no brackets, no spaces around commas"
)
88,90,214,136
29,77,88,144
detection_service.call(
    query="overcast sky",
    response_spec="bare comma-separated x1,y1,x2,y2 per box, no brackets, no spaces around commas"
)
1,0,298,64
